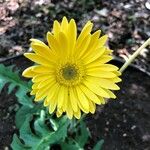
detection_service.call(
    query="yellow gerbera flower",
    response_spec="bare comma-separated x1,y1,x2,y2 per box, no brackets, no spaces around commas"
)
22,17,121,119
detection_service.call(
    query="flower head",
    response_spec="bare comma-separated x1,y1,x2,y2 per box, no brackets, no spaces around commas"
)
23,17,121,119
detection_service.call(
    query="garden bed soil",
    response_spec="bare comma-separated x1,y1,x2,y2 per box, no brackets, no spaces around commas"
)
0,56,150,150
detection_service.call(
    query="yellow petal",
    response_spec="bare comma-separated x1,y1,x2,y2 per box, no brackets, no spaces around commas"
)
69,87,78,112
47,32,60,53
68,19,77,54
32,74,52,82
84,79,110,98
86,57,104,69
76,86,89,113
79,84,101,104
113,70,122,76
57,86,67,108
66,98,73,119
32,83,39,90
62,87,68,112
35,85,50,101
74,109,81,119
98,35,108,46
104,48,113,55
86,55,113,68
61,16,69,32
30,89,37,95
99,55,113,64
83,30,101,58
34,80,56,101
98,96,106,104
83,47,105,64
30,38,45,44
32,65,54,73
56,108,63,118
87,70,116,78
59,32,69,56
24,53,53,67
76,34,91,58
48,84,60,113
111,77,122,83
22,66,37,78
52,20,61,37
88,100,96,114
98,64,119,71
76,21,93,48
92,30,101,39
98,79,120,90
38,78,55,89
104,89,116,99
31,42,55,60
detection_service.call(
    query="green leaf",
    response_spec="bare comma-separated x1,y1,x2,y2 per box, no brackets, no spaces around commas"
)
39,116,69,147
0,64,32,106
75,121,90,148
61,121,90,150
20,115,40,147
61,139,84,150
49,118,59,131
12,113,70,150
15,103,43,129
93,139,104,150
15,92,33,107
11,134,31,150
34,110,50,136
15,106,31,129
8,83,16,94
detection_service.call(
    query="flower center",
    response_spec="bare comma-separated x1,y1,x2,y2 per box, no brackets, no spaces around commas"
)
56,63,85,86
62,65,77,80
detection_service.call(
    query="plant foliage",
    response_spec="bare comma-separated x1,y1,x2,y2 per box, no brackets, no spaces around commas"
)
11,110,70,150
0,64,32,107
0,64,104,150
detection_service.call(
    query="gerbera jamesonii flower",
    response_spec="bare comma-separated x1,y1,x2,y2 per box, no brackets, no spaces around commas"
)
22,17,121,119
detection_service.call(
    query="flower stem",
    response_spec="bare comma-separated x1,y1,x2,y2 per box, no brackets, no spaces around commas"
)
119,38,150,73
75,113,87,127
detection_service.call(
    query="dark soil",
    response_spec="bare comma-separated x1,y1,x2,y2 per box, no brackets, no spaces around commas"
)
0,56,150,150
0,56,32,149
87,62,150,150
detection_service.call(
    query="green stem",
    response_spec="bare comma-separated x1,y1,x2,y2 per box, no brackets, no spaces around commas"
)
40,110,45,122
119,38,150,73
75,113,87,127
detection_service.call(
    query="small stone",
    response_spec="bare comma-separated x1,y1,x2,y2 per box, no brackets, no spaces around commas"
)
105,128,109,132
13,125,16,129
94,8,109,17
124,4,132,9
145,1,150,10
106,121,109,125
131,125,136,130
123,108,127,112
119,101,123,105
92,15,99,22
142,134,150,142
123,119,127,123
117,124,120,128
4,147,9,150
